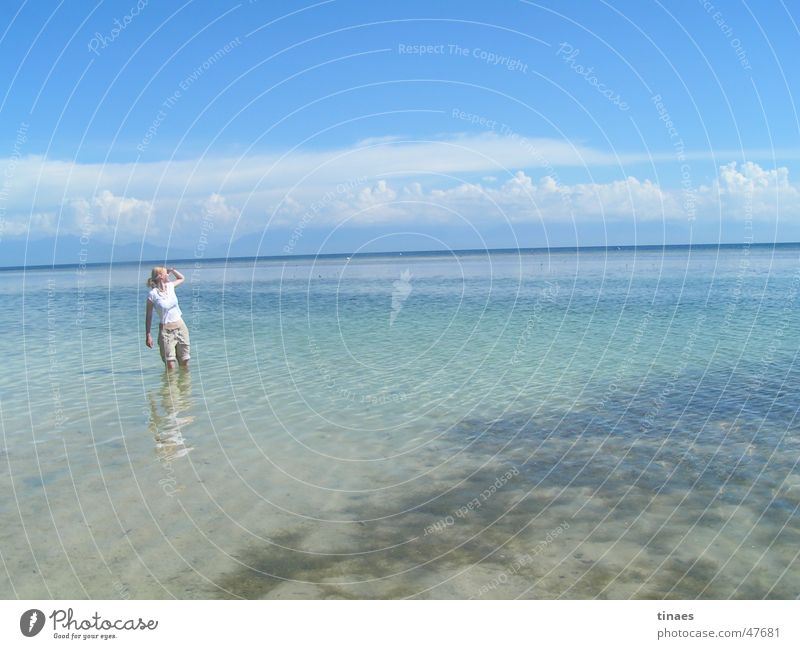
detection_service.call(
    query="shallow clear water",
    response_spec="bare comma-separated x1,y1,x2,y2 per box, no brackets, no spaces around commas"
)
1,245,799,599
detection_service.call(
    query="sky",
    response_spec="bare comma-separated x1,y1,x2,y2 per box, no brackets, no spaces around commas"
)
1,0,799,263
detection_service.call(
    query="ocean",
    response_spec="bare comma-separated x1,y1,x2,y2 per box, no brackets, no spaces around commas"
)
0,244,798,598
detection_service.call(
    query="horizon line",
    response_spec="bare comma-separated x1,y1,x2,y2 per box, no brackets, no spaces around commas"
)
2,241,798,272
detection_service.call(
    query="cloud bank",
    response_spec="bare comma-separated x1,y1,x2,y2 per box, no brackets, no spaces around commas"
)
0,134,797,245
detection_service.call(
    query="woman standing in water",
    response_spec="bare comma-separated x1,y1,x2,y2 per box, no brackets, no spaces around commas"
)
145,266,190,370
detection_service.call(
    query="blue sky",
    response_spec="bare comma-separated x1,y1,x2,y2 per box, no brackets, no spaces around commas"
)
1,0,799,261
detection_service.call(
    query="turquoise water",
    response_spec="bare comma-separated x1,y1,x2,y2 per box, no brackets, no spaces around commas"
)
0,245,798,599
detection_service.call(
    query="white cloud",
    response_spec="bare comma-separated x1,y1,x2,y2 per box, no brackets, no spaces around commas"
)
0,213,53,237
199,193,239,223
718,161,791,192
69,190,153,239
94,190,153,229
353,135,408,147
423,171,675,222
403,182,423,197
698,162,800,221
357,180,397,205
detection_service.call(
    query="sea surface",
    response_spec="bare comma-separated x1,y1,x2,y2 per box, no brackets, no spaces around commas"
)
0,245,798,599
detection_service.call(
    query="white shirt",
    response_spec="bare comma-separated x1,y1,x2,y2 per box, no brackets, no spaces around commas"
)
148,282,183,325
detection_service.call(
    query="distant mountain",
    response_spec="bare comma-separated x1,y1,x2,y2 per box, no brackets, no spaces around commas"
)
0,236,195,268
0,218,771,269
222,225,509,259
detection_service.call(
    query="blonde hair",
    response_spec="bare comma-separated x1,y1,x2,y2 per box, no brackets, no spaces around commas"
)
147,266,167,288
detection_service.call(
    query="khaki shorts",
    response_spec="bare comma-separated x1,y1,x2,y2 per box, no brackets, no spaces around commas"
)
158,321,190,363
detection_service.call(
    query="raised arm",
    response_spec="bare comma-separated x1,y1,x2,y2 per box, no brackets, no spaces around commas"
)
145,299,154,348
168,267,185,288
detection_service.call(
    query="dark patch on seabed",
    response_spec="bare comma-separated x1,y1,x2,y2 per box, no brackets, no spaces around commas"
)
209,466,570,600
208,366,800,599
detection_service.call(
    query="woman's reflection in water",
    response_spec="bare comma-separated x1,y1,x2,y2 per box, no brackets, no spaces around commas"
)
148,370,194,470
